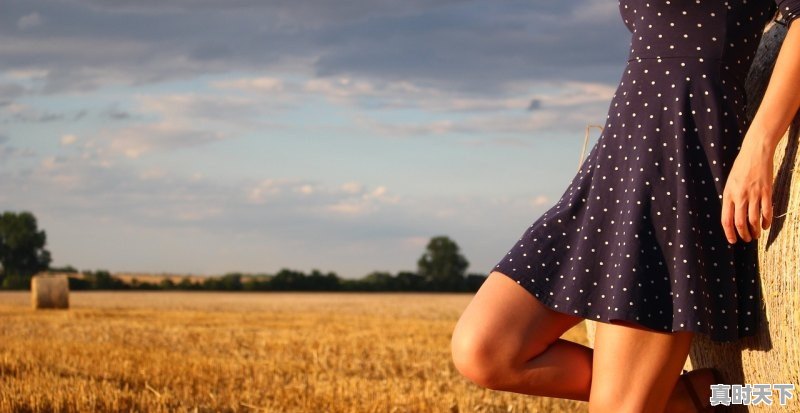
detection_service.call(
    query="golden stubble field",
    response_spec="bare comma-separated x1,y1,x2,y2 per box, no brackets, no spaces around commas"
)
0,291,589,413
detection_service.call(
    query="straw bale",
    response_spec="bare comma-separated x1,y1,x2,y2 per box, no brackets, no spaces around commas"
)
31,273,70,309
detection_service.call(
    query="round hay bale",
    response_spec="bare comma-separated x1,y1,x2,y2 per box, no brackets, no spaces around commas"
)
31,273,70,309
583,19,800,390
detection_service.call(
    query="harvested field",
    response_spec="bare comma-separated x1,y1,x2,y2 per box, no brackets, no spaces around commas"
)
0,291,589,413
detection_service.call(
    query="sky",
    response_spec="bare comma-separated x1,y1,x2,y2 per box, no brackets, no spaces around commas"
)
0,0,633,279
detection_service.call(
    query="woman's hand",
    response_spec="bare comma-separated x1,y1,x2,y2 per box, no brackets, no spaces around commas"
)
720,138,775,244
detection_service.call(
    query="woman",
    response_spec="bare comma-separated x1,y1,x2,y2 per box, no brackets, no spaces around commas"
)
451,1,800,412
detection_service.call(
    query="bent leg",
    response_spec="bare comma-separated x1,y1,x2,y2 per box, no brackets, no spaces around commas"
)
451,271,594,401
589,319,694,413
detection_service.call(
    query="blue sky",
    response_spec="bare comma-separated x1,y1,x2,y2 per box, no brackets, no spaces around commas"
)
0,0,633,279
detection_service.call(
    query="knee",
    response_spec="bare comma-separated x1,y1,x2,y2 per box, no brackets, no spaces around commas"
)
450,329,511,390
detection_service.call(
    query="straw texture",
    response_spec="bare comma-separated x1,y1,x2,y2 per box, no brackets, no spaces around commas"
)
31,273,70,310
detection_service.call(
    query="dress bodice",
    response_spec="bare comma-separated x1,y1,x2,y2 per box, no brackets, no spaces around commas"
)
617,0,799,85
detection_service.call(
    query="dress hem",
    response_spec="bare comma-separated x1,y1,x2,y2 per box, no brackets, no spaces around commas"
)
491,267,759,344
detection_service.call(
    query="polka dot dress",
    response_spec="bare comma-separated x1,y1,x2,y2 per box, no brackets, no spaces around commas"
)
492,0,800,343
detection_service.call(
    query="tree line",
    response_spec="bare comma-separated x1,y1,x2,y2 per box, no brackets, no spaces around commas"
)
0,210,489,292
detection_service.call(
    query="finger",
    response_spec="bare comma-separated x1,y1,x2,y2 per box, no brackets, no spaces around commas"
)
761,192,773,230
734,197,751,242
721,194,737,244
748,195,761,240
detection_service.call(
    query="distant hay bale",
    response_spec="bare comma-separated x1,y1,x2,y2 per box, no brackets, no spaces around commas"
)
31,273,70,309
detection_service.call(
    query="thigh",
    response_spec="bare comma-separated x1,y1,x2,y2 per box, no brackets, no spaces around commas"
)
451,271,585,367
590,319,694,413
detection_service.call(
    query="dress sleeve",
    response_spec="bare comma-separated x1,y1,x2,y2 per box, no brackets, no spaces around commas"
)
775,0,800,25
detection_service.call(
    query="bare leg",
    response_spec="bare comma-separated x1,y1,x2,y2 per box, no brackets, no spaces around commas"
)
589,319,694,413
451,271,592,400
451,271,706,413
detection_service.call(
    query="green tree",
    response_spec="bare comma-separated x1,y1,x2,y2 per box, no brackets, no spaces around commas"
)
220,273,243,291
177,276,196,290
307,269,339,291
270,268,306,291
83,269,125,290
160,278,176,290
0,211,52,287
395,271,424,291
362,271,395,291
417,235,469,291
48,265,78,273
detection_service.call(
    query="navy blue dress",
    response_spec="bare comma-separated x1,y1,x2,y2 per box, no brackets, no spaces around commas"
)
492,0,800,343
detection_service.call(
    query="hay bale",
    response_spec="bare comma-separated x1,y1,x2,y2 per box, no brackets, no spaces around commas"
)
584,19,800,388
31,273,70,309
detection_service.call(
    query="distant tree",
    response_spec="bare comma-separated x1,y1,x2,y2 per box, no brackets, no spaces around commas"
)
83,269,126,290
177,277,196,290
395,271,424,291
48,265,78,273
134,279,159,290
160,278,176,290
67,276,91,290
464,273,488,292
417,236,469,291
242,275,270,291
201,276,221,290
362,271,394,291
337,277,362,291
0,211,52,287
307,269,339,291
1,274,30,290
220,273,243,291
270,268,307,291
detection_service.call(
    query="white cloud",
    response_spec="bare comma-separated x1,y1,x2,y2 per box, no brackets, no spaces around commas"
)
221,74,526,115
212,76,288,93
60,134,78,145
570,0,619,23
139,167,166,180
40,157,54,170
340,181,363,194
135,93,266,120
100,121,230,159
17,12,43,30
530,195,550,207
351,115,457,137
2,102,31,115
539,81,618,107
85,91,293,154
0,135,567,277
36,155,83,190
401,236,429,249
3,68,49,80
295,184,315,195
245,177,400,217
174,206,224,222
324,184,399,216
247,178,290,203
189,73,614,143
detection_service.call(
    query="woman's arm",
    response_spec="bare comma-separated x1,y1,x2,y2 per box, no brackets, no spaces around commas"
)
721,19,800,244
746,21,800,153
